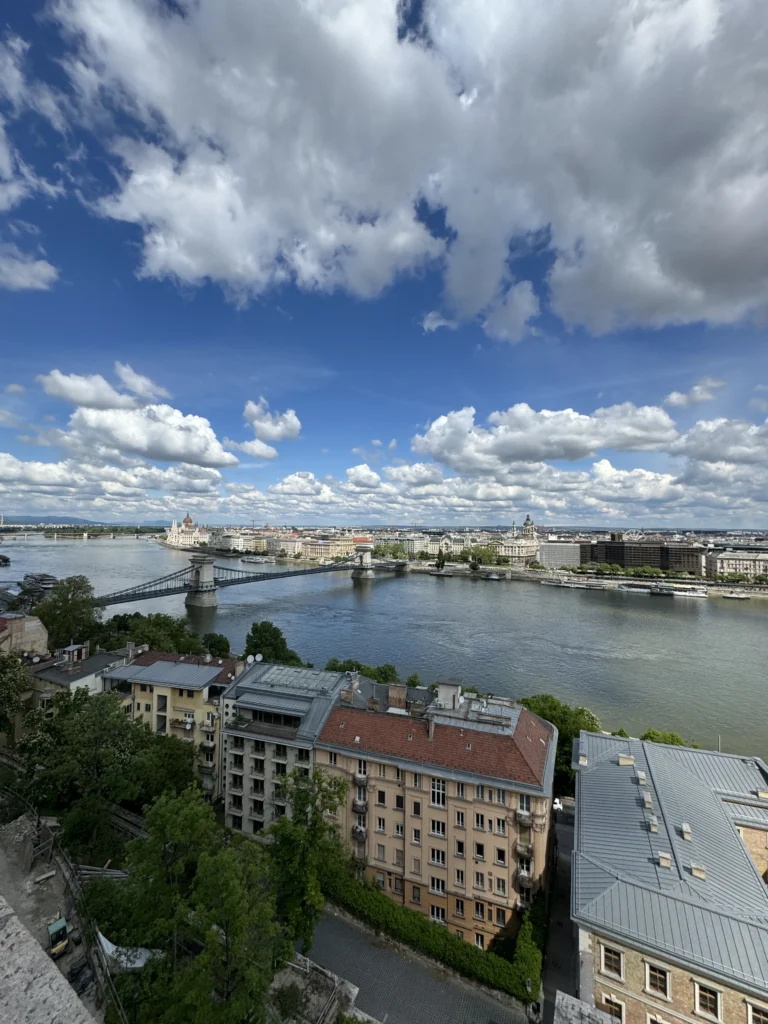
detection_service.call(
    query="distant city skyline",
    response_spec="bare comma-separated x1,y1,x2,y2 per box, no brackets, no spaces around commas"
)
2,2,768,527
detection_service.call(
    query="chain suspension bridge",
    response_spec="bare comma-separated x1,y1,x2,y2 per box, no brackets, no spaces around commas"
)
94,542,409,608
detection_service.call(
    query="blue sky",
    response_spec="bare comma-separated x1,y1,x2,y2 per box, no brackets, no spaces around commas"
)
1,0,768,526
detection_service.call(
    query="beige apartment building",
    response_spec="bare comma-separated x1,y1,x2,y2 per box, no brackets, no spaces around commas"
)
573,732,768,1024
317,680,557,949
301,536,357,561
705,549,768,578
104,652,244,799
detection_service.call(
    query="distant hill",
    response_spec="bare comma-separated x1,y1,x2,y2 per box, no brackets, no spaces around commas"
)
1,516,100,525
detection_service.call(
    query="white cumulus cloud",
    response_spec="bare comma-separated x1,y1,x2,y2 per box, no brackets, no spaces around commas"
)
421,311,458,333
244,397,301,443
664,377,725,407
0,243,58,291
38,369,137,409
114,361,170,400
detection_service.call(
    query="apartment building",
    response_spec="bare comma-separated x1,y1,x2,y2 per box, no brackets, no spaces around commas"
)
317,679,557,949
266,535,303,557
301,536,356,560
220,662,349,834
573,731,768,1024
103,652,244,799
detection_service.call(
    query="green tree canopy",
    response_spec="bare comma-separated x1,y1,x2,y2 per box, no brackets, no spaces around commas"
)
520,694,601,796
98,612,204,654
202,632,230,658
33,575,101,649
324,657,400,685
244,621,303,666
0,652,28,741
267,766,347,952
640,728,687,746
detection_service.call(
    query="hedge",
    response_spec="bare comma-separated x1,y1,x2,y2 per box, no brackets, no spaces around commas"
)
324,871,541,1002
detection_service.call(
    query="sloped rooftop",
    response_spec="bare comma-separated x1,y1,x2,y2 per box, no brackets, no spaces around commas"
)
572,731,768,996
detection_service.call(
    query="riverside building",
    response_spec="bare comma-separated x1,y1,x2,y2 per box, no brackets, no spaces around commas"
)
317,678,557,948
572,731,768,1024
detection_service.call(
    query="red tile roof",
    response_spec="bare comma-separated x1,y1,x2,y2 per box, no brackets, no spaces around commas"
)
318,706,554,788
130,650,243,684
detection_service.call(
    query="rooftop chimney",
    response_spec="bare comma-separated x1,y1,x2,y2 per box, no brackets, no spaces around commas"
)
619,753,635,766
648,814,659,833
691,862,706,880
388,682,407,710
682,822,692,841
428,717,435,741
636,770,646,785
658,851,672,868
643,790,653,809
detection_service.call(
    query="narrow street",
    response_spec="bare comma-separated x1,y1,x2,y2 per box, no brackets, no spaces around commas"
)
543,821,577,1024
313,910,528,1024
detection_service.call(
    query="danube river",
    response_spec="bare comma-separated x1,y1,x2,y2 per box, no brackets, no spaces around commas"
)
2,535,766,757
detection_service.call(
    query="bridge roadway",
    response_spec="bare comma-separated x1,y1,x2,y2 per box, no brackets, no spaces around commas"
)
94,555,408,607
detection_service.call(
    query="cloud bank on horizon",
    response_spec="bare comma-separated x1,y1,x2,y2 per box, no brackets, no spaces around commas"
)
1,1,768,525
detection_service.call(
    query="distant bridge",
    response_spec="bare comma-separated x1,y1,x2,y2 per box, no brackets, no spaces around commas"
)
94,543,409,608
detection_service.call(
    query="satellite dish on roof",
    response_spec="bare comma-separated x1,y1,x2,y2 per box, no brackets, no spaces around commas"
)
185,722,191,730
204,653,212,663
246,655,254,664
32,656,40,664
255,654,263,663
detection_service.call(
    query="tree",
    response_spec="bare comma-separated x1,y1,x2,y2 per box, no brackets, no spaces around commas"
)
406,673,422,687
267,766,347,952
324,657,400,685
202,632,230,658
520,694,601,796
435,548,446,570
244,621,303,666
98,613,204,655
33,575,102,649
0,652,28,742
640,729,687,746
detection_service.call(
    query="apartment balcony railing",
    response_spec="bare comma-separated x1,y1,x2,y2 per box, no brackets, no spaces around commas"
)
228,759,244,774
227,800,243,813
271,769,287,780
249,784,264,796
352,825,367,841
200,738,215,751
228,780,243,794
353,772,368,786
516,841,533,858
516,808,532,827
170,717,196,731
517,869,533,889
352,796,368,812
199,763,216,775
250,765,265,779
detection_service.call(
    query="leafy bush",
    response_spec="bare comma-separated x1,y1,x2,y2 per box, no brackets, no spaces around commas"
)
323,871,540,1002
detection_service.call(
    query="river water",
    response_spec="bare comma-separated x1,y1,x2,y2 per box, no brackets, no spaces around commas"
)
2,535,766,758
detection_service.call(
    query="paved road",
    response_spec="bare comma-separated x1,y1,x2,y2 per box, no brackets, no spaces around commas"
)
313,911,528,1024
542,821,577,1024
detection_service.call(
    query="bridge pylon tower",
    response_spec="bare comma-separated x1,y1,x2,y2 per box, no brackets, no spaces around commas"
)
185,553,219,609
351,541,375,579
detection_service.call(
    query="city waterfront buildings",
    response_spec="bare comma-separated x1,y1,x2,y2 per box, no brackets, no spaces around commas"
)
220,662,349,833
165,514,209,549
317,678,557,948
538,542,582,569
572,731,768,1024
579,538,705,575
705,549,768,578
496,514,540,565
103,652,244,799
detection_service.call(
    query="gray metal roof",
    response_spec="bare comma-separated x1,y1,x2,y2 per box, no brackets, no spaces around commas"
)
105,661,222,689
232,662,348,693
573,731,768,997
33,653,126,687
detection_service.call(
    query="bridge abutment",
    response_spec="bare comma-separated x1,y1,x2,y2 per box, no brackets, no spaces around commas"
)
185,553,219,608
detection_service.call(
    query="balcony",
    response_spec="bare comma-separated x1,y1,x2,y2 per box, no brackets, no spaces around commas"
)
516,841,533,858
170,717,196,732
353,845,366,861
352,824,367,841
227,800,243,813
516,808,532,827
200,737,215,751
249,784,264,796
271,768,288,780
228,759,244,774
352,796,368,812
354,772,368,786
250,764,265,779
199,762,216,775
518,869,533,889
228,779,243,794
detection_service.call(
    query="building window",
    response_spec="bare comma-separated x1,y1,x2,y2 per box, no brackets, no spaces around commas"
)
412,886,421,904
394,849,404,867
456,782,465,799
475,842,485,860
475,813,485,830
412,858,421,874
252,740,265,754
601,946,624,980
496,848,506,865
430,877,445,895
519,856,531,874
156,715,167,734
519,793,531,813
430,848,446,867
602,997,623,1022
456,929,464,940
413,800,421,817
274,744,287,760
430,905,445,923
431,777,446,807
456,898,465,916
375,872,385,888
140,684,147,693
474,871,485,889
474,901,485,920
186,689,194,699
413,828,421,844
177,688,184,697
496,908,506,927
496,818,506,836
456,869,465,887
357,758,367,776
496,789,505,805
456,840,465,857
476,785,485,800
396,794,404,810
142,702,150,713
377,791,386,806
376,817,385,832
378,764,386,778
376,844,386,861
456,810,465,829
695,984,721,1020
475,934,485,949
749,1007,768,1024
395,823,404,838
396,767,403,782
356,813,365,828
274,762,287,776
328,751,337,765
231,815,242,831
496,877,506,896
157,695,167,711
413,772,422,789
430,820,446,837
646,964,669,999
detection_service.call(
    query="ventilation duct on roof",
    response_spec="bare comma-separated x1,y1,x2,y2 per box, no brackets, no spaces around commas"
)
691,862,706,880
648,814,659,833
658,851,671,868
636,770,646,785
682,822,692,841
643,791,653,809
619,754,635,766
